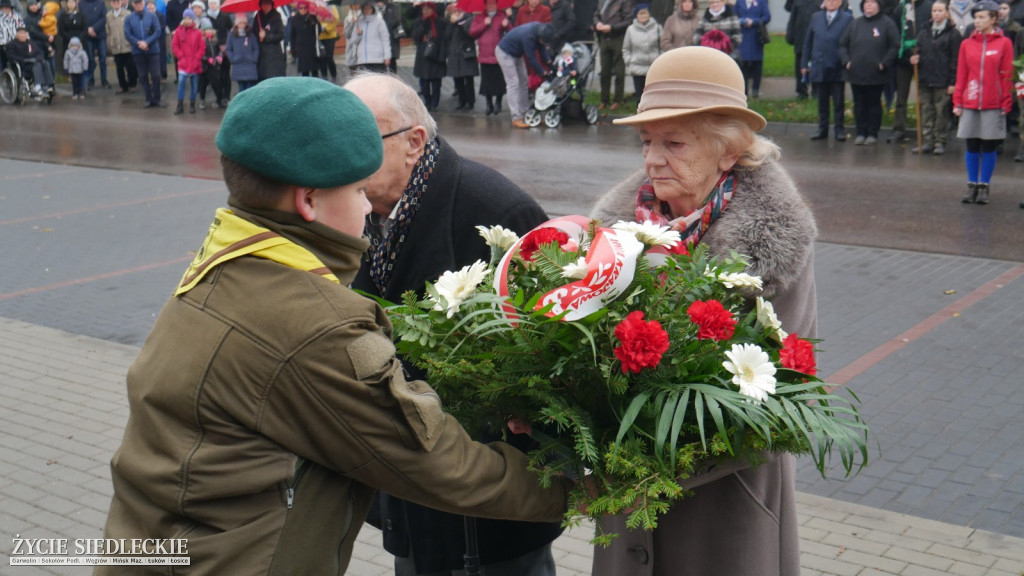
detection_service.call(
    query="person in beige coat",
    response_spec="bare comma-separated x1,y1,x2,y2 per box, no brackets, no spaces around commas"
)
97,77,571,575
659,0,700,51
588,46,816,576
105,0,137,92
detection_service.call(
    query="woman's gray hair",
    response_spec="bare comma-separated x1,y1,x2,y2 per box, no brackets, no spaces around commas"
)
695,113,780,169
350,71,438,140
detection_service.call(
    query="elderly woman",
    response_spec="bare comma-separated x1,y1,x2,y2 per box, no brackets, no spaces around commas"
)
589,45,817,576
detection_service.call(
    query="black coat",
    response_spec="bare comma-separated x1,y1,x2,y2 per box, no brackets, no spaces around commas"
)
57,8,87,47
916,19,961,87
413,12,446,79
255,8,285,80
380,0,403,61
353,137,562,574
445,14,478,78
785,0,819,50
802,9,853,82
550,0,576,47
839,12,899,85
288,12,319,74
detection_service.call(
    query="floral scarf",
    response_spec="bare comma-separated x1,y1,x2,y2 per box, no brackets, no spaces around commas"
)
368,137,441,294
634,171,735,248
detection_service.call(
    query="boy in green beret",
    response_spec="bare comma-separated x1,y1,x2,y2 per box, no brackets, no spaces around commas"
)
97,76,571,575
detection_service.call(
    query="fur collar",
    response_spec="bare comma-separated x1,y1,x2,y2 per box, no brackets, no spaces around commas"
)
589,159,817,299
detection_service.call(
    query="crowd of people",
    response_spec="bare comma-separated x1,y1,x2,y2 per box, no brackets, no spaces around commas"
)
791,0,1022,205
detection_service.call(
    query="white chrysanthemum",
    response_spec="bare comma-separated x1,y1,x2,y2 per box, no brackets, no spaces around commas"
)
755,297,788,343
612,220,682,249
718,272,764,291
703,265,718,279
723,343,777,402
476,225,520,252
432,260,490,318
561,256,588,279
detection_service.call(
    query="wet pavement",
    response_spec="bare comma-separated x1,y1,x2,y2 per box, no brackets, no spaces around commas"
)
1,70,1023,262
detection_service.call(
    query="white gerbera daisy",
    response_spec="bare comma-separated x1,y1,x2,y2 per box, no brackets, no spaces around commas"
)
476,225,520,252
755,297,788,343
432,260,490,318
561,256,589,279
611,221,682,249
718,272,764,291
723,343,777,402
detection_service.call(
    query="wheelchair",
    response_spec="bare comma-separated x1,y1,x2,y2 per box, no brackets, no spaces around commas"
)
0,54,55,105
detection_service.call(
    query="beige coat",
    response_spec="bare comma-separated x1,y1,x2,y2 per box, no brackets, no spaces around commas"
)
98,204,570,575
106,8,132,54
589,158,817,576
660,4,701,51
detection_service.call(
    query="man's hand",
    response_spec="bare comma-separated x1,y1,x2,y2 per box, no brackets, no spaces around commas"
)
138,40,149,51
88,26,96,37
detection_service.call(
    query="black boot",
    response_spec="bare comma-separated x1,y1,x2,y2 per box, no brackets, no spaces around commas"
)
190,99,196,114
174,100,184,115
975,183,990,204
486,98,494,115
495,96,503,114
961,183,978,203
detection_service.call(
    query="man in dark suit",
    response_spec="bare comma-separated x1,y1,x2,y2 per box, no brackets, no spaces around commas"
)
345,71,563,576
801,0,853,140
785,0,820,99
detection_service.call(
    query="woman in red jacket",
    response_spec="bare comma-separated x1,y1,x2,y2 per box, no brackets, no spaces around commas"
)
172,8,205,114
953,0,1014,204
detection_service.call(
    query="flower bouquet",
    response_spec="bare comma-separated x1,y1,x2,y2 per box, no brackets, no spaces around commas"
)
383,215,868,544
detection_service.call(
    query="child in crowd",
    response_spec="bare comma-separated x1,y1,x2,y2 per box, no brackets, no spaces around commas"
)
225,12,259,92
555,42,577,79
64,36,89,99
172,8,205,114
198,21,225,108
909,0,961,156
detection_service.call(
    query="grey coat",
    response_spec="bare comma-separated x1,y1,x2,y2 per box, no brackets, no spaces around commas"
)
589,157,817,576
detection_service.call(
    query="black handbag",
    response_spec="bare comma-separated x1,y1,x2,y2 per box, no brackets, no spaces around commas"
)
758,22,771,45
461,42,476,60
423,38,444,62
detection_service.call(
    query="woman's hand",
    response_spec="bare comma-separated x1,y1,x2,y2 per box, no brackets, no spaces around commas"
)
953,105,962,117
909,54,919,65
507,417,532,436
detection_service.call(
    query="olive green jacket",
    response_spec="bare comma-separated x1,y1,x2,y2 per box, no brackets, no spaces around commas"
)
98,205,569,575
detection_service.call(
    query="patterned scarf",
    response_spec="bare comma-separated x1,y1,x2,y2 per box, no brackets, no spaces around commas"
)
635,171,735,249
368,137,441,294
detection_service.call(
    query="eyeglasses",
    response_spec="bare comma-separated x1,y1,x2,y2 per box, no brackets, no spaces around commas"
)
381,126,412,139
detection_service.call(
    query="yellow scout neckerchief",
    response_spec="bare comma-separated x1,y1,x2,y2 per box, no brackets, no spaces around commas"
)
175,208,339,296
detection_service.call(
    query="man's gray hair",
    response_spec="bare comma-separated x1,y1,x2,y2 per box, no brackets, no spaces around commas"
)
349,72,438,140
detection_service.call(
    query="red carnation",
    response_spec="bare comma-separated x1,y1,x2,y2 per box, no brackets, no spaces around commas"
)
668,241,690,256
687,300,736,341
613,311,671,374
518,228,570,261
780,333,817,376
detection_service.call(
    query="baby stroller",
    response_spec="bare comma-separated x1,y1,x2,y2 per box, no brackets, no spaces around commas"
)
524,41,599,128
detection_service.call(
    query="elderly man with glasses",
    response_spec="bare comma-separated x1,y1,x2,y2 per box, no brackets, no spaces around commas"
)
345,71,565,576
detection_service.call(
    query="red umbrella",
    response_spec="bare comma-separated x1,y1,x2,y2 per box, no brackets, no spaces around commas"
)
220,0,290,14
455,0,514,12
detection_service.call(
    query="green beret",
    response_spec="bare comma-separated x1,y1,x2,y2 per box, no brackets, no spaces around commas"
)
216,77,383,189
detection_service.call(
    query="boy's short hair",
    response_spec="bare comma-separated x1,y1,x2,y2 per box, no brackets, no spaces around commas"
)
221,155,290,210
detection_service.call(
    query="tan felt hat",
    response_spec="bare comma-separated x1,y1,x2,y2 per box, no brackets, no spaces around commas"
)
613,46,767,131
